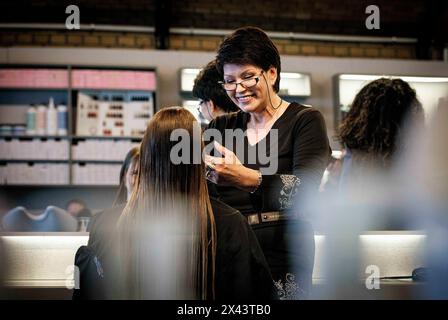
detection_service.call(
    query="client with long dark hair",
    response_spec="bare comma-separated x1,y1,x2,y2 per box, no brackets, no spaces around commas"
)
116,107,274,300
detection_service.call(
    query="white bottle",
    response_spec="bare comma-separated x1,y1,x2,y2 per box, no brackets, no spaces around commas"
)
57,105,68,136
46,97,57,135
36,105,47,135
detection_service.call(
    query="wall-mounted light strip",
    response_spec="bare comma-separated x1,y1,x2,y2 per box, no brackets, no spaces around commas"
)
171,27,417,44
281,72,303,79
181,68,201,75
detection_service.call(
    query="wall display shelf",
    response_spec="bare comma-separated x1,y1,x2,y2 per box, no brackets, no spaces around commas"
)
2,184,120,189
0,65,157,188
71,138,140,162
0,137,69,161
0,160,69,163
72,135,142,140
0,135,70,139
71,162,122,186
334,74,448,127
0,163,69,185
0,68,69,89
71,160,124,164
75,90,153,137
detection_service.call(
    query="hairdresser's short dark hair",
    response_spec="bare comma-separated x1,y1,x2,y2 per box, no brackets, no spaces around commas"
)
192,61,239,113
339,78,423,164
216,26,281,93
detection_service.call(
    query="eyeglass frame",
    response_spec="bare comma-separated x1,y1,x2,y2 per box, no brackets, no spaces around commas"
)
218,71,264,91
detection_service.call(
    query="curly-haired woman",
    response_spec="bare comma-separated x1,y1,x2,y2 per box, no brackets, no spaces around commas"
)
333,78,424,190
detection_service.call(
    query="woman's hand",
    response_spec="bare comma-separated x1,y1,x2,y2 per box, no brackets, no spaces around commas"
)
205,142,260,192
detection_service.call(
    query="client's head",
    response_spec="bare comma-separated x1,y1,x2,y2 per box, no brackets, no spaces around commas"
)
137,107,208,198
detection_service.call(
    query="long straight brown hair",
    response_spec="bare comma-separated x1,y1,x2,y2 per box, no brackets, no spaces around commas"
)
117,107,216,299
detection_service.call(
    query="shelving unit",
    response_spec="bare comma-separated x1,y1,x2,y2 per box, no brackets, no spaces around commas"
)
0,135,70,139
0,65,157,191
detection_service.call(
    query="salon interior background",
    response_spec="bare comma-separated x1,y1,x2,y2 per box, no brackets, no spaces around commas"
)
0,1,447,210
1,0,447,147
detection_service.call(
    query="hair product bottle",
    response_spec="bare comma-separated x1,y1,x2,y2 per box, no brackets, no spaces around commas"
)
57,104,68,136
26,105,36,135
46,97,57,135
36,104,47,135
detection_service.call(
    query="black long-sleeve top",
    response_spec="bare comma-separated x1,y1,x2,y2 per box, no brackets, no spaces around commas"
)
82,198,275,300
206,102,331,215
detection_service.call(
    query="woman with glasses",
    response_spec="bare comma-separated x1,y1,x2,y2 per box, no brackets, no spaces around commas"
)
205,26,331,299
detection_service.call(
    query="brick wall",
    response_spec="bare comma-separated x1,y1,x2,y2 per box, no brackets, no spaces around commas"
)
170,0,427,37
1,29,416,59
1,30,155,49
1,0,431,37
1,0,443,60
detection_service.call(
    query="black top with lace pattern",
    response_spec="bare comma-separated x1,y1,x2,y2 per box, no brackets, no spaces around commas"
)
206,102,331,215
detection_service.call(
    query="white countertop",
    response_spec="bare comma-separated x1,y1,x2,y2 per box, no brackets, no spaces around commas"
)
1,231,426,288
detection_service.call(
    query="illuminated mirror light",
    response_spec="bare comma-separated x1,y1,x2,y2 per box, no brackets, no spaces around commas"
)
182,68,201,75
279,72,311,96
180,68,201,92
281,72,303,79
339,74,448,122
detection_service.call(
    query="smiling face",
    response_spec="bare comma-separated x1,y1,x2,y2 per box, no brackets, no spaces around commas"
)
223,64,278,114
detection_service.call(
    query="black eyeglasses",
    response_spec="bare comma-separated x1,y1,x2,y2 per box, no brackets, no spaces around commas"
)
218,71,264,91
